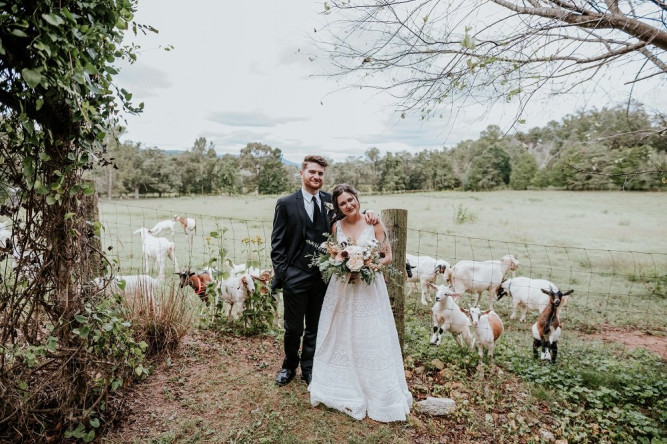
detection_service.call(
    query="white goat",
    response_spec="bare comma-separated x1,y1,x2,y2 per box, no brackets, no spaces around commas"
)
148,219,176,237
134,227,178,279
95,274,161,312
0,222,10,249
217,272,255,320
428,283,475,349
497,276,569,322
464,306,504,364
447,254,519,310
405,254,450,306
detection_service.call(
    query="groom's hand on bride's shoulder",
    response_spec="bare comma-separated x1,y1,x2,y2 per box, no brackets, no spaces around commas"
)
363,209,380,225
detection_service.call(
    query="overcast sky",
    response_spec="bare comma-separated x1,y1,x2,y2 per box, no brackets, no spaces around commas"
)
117,1,665,164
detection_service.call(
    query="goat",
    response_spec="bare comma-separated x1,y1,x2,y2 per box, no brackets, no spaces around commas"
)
95,274,161,313
463,306,504,364
497,276,569,322
134,227,178,279
173,214,196,239
177,269,214,305
0,221,10,249
405,254,450,305
447,254,519,310
217,272,255,320
428,283,475,349
148,219,176,237
532,287,574,364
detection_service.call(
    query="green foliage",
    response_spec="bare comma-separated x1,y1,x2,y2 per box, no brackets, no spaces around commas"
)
0,0,155,440
463,145,511,190
202,230,276,335
503,346,666,442
510,152,538,190
239,142,290,194
454,203,476,224
94,105,664,198
64,295,149,442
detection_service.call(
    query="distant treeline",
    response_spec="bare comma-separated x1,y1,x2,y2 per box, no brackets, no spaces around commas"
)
93,105,666,198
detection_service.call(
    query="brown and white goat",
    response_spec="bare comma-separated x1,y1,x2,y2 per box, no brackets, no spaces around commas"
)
531,287,574,364
173,214,196,240
177,270,214,305
217,273,256,321
464,306,504,364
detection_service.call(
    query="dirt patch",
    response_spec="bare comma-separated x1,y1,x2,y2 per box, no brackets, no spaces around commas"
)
103,329,557,443
578,324,667,361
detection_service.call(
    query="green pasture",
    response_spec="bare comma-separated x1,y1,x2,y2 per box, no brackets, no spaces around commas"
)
99,190,666,330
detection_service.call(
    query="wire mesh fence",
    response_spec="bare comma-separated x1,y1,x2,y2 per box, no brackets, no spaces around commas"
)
94,201,666,333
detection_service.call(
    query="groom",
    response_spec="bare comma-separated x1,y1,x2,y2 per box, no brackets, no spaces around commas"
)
271,155,332,386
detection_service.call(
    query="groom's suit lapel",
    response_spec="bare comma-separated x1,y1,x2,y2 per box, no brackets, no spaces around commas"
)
294,191,308,236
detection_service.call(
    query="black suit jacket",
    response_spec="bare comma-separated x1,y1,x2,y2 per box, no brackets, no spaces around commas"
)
271,189,333,290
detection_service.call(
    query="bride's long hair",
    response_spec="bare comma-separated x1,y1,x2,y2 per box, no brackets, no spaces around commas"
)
331,183,360,223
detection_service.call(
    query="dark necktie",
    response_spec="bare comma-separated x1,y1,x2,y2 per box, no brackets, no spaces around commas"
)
312,197,321,224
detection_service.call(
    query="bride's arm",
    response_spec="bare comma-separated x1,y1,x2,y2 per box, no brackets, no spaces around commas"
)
374,221,392,265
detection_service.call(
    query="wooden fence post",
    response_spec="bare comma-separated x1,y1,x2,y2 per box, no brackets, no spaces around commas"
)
382,209,407,352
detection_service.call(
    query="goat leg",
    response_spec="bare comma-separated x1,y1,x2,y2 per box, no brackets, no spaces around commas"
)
550,341,558,365
532,338,540,359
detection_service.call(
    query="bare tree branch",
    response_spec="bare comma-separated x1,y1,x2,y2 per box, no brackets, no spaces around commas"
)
319,0,666,117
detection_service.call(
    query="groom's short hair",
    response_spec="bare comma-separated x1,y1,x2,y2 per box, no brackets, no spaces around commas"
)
302,155,328,170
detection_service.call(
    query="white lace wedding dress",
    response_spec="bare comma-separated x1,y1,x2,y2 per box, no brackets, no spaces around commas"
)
309,221,413,422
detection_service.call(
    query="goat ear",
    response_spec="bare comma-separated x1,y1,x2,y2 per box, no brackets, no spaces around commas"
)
461,307,469,314
483,309,492,315
540,288,551,295
563,289,574,296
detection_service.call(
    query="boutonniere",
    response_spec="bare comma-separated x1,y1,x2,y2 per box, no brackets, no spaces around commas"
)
323,202,334,212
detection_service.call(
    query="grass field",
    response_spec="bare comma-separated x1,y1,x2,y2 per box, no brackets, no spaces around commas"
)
99,190,667,443
99,190,667,329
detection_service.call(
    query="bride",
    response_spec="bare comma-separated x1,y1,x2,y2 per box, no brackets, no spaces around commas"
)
309,183,412,422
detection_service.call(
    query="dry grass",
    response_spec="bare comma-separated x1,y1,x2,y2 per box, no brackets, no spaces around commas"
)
123,285,197,356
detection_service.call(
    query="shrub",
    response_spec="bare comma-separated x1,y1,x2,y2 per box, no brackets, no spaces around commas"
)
122,284,195,357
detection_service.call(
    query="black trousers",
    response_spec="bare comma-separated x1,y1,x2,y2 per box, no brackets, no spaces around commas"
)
281,265,327,373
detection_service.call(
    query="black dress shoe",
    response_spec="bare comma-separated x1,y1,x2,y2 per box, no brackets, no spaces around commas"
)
301,371,312,385
275,368,296,386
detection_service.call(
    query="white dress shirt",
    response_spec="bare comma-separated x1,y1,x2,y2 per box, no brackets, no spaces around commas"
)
301,188,321,222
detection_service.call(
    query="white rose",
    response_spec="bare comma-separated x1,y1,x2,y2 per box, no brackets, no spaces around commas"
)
346,255,365,272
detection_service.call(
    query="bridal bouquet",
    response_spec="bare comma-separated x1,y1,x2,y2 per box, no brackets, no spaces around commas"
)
309,233,386,285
